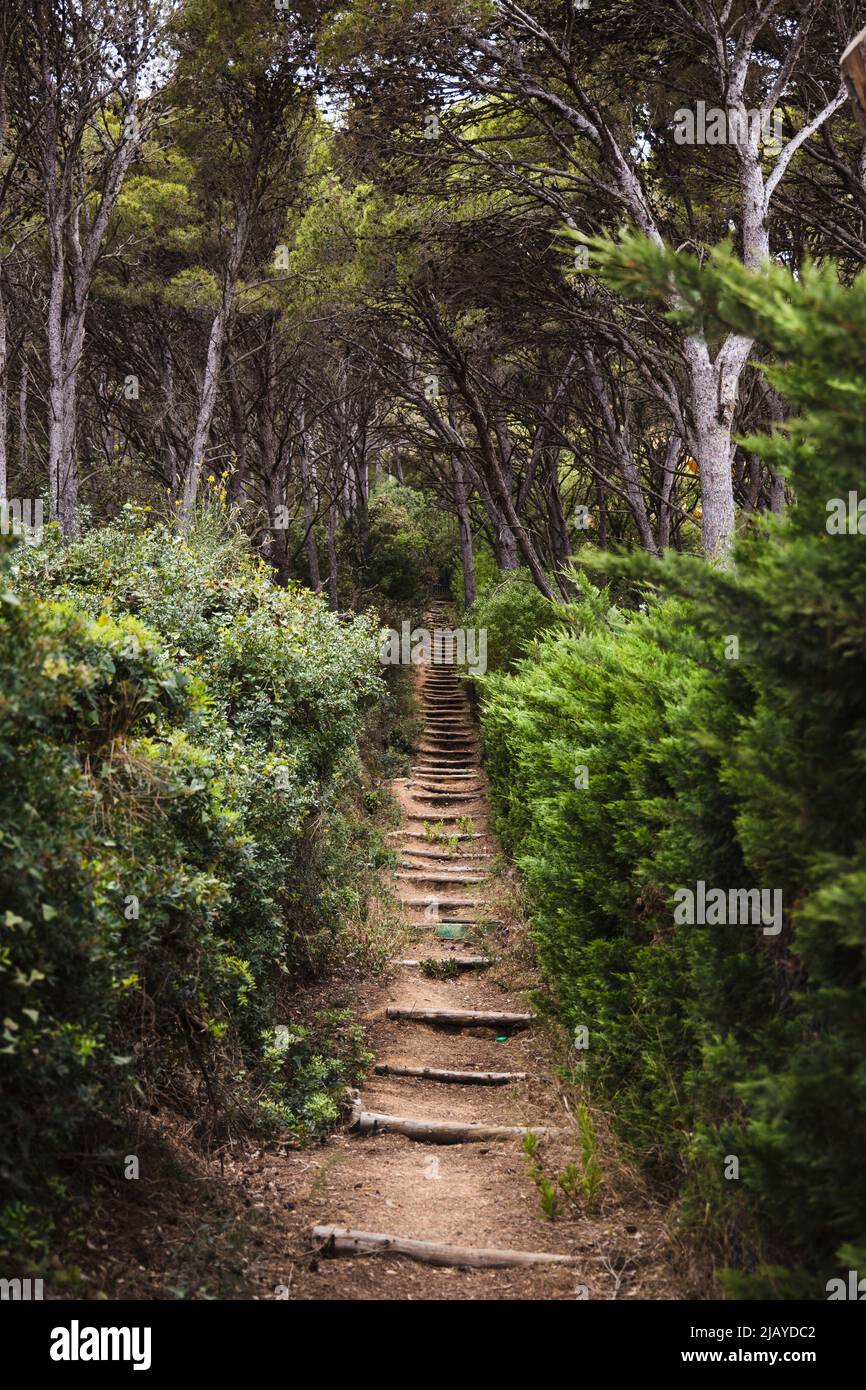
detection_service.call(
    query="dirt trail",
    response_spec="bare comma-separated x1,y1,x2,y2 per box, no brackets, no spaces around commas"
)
263,604,684,1301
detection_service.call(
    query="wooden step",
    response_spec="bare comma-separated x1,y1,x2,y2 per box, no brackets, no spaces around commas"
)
354,1110,561,1143
399,848,491,860
410,782,483,794
411,765,481,775
312,1227,580,1269
373,1063,525,1085
410,771,481,780
392,955,493,969
402,813,480,824
398,859,486,871
411,920,503,935
421,731,476,739
406,923,497,938
399,896,488,908
395,870,487,882
386,1007,533,1028
418,743,477,751
416,743,477,751
405,792,480,804
387,830,483,840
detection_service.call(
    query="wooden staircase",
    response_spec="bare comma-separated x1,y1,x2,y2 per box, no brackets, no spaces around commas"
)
311,602,578,1276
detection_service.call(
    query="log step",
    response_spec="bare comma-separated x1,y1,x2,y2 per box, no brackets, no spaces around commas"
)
411,766,481,776
392,955,493,969
409,920,502,936
399,860,489,872
431,921,502,937
373,1063,525,1084
386,1007,533,1028
405,792,480,803
399,848,491,860
354,1110,562,1143
399,897,488,908
394,870,487,882
420,735,477,743
387,830,483,840
410,775,483,784
311,1227,579,1269
402,813,480,824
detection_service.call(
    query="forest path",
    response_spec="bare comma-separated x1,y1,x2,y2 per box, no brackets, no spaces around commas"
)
266,603,683,1301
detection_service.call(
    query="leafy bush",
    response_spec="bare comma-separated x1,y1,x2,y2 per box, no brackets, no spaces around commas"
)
474,250,866,1294
1,512,384,1210
337,479,457,621
259,1008,373,1139
465,568,565,676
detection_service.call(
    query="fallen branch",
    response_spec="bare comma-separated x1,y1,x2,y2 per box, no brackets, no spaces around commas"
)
355,1109,561,1143
386,1006,533,1027
311,1226,579,1269
392,956,492,969
373,1063,526,1085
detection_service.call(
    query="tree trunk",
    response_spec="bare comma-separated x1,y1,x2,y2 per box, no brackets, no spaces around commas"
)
685,336,750,563
299,409,322,592
446,401,476,608
182,298,228,516
595,475,608,548
0,269,7,499
542,447,571,569
326,495,339,609
657,434,680,553
45,208,66,524
18,345,29,478
160,348,178,493
181,191,254,518
227,357,247,505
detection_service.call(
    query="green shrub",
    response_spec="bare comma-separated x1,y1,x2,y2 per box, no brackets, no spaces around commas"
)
1,513,384,1213
473,250,866,1293
340,479,458,621
259,1008,373,1139
465,568,566,676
